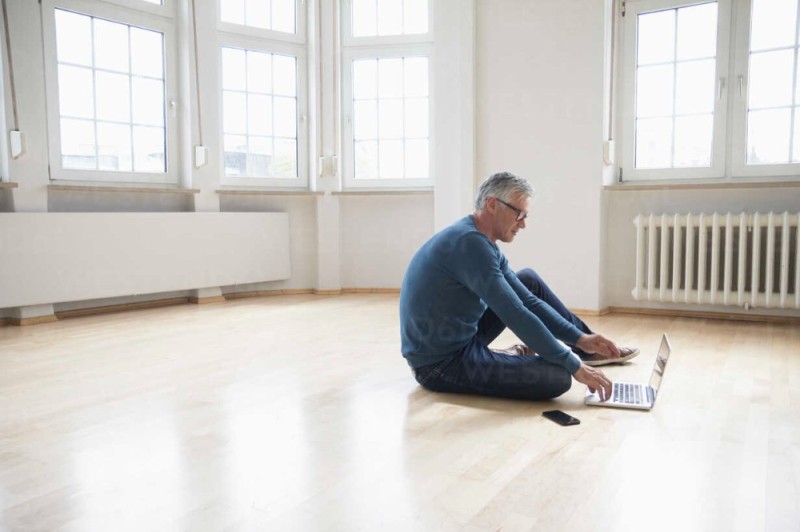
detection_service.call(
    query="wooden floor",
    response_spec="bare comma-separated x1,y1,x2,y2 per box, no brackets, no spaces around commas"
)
1,294,799,532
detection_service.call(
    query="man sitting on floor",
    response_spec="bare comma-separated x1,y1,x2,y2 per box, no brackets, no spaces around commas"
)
399,171,639,401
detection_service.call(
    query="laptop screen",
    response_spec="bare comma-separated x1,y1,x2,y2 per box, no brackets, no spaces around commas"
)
648,334,672,392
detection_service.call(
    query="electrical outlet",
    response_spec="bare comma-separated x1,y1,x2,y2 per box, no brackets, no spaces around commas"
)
9,130,24,158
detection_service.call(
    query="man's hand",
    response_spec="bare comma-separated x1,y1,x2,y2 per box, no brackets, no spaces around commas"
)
575,333,620,361
573,364,613,401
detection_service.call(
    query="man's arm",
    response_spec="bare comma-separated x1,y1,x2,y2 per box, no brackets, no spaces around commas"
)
448,233,582,374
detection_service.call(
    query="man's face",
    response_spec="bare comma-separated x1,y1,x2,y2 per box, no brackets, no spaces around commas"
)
491,193,529,243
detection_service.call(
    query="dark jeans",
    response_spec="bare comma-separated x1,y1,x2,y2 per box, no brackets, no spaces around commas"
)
413,268,593,401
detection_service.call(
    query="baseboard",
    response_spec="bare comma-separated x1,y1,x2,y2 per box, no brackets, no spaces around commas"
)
224,289,315,300
607,306,800,324
313,289,343,295
8,315,59,326
56,297,190,320
341,288,401,294
571,308,610,317
189,295,227,304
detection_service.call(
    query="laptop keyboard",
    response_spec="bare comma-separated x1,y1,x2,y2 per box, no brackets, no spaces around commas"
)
613,383,644,405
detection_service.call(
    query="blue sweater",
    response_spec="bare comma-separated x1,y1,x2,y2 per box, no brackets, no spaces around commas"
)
399,215,583,374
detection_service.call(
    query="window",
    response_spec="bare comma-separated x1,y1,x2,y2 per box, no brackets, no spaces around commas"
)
221,47,299,179
738,0,800,168
42,0,177,183
342,0,432,188
218,0,307,186
622,0,800,181
220,0,296,34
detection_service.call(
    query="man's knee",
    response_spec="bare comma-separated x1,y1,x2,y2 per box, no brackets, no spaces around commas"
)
516,268,542,291
541,368,572,400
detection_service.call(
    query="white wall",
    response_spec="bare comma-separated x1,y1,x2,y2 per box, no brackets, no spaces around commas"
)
339,194,434,288
475,0,610,311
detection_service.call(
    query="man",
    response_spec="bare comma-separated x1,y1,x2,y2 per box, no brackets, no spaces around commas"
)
399,171,639,401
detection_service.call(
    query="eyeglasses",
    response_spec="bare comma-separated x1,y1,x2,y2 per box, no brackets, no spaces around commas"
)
495,198,528,222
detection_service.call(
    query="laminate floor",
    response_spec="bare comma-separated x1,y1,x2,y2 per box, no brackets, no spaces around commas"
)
1,295,798,531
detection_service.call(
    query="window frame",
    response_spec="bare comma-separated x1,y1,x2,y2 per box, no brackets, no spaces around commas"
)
340,0,434,48
217,0,307,46
729,0,800,178
41,0,180,184
341,0,434,190
216,33,309,187
341,45,434,189
620,0,732,182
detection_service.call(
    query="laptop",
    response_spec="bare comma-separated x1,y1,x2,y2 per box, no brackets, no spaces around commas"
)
584,333,672,411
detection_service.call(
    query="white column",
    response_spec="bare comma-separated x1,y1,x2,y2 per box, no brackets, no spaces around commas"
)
5,0,48,211
433,0,476,231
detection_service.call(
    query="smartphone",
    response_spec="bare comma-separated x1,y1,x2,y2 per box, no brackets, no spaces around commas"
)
542,410,580,426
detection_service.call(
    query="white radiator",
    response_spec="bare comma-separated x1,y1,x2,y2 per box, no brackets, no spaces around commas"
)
0,212,291,309
632,212,800,310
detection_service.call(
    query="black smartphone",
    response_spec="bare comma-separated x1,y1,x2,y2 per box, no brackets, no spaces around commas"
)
542,410,580,426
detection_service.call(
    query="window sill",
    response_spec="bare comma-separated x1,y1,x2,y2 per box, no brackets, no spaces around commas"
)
605,180,800,191
215,187,322,196
0,182,19,189
48,183,200,195
333,188,433,196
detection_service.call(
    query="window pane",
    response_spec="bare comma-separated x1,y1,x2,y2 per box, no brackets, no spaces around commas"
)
676,3,717,61
404,98,427,138
403,57,428,98
637,10,675,66
353,0,377,37
58,65,94,119
223,91,247,134
247,51,271,93
56,11,166,176
94,19,129,73
674,114,713,167
95,71,130,123
130,28,164,79
222,48,247,91
133,126,166,172
97,122,132,171
636,117,672,168
248,136,272,177
353,60,378,100
221,0,246,25
272,0,295,33
224,134,247,176
747,109,791,164
132,77,164,126
675,60,715,115
749,50,794,110
273,97,297,137
637,65,674,118
378,58,403,98
404,0,428,35
405,139,428,178
355,141,378,178
379,140,403,178
273,55,296,97
378,99,403,139
245,0,269,29
750,0,797,52
56,10,92,66
354,100,378,139
793,111,800,162
274,138,297,177
248,94,272,136
377,0,403,36
61,118,96,169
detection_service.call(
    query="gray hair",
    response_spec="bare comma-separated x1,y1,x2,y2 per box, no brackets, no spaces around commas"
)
474,171,535,210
